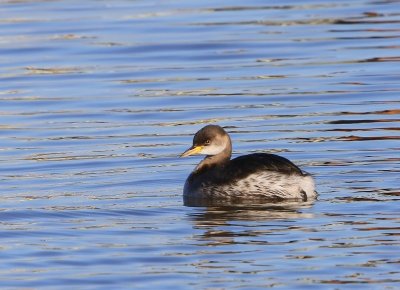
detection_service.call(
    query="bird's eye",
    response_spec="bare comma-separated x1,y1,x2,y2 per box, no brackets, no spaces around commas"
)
205,140,211,145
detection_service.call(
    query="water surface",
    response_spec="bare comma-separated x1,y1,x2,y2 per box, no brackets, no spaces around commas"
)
0,0,399,289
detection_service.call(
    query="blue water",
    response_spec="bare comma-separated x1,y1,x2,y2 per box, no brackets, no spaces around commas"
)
0,0,399,289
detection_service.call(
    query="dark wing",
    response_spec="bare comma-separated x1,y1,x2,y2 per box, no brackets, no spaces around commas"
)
228,153,305,178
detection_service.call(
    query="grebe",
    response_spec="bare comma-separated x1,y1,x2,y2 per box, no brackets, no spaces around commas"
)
181,125,316,201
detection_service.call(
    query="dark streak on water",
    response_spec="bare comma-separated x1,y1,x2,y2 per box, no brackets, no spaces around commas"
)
0,0,399,289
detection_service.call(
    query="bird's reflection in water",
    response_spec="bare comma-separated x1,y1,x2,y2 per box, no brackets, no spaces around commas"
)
185,196,316,246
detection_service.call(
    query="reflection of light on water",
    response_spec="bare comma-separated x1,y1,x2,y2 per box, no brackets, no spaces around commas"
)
187,201,315,222
0,0,399,288
186,201,315,246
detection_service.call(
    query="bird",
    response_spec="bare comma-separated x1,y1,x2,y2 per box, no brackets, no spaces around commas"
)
180,124,316,202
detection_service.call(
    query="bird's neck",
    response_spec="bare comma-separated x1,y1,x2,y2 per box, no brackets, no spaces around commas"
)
195,145,231,172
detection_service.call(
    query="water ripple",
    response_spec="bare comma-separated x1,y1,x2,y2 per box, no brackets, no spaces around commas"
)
0,0,399,288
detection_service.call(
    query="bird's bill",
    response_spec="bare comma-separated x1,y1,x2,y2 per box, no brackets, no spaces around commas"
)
180,145,203,157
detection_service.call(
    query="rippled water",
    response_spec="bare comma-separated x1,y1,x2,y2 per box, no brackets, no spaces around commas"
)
1,0,399,289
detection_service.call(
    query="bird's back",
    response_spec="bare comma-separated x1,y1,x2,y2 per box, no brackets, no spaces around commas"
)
229,153,305,177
